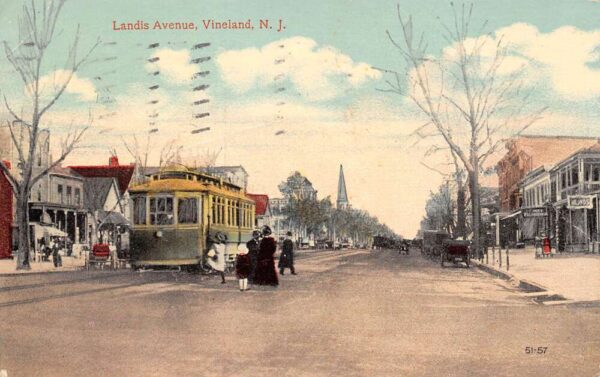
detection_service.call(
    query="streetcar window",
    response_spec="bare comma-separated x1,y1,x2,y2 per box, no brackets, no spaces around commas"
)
220,198,225,225
133,197,146,225
178,198,198,224
150,196,174,225
212,197,216,224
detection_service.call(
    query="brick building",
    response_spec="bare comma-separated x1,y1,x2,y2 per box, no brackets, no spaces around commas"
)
497,135,599,212
0,161,13,258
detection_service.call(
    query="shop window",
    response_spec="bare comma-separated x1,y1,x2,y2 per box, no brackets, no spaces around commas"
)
178,198,198,224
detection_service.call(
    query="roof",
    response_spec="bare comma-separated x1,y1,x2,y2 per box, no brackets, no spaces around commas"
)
69,164,134,195
83,177,118,211
208,165,248,174
246,193,269,215
550,141,600,171
129,178,252,201
500,136,600,169
49,166,82,179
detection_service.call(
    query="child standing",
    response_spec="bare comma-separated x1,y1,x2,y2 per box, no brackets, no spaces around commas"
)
235,245,251,291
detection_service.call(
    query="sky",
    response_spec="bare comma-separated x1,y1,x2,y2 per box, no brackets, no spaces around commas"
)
0,0,599,237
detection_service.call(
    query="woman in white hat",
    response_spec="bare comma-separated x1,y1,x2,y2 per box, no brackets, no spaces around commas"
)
207,232,227,284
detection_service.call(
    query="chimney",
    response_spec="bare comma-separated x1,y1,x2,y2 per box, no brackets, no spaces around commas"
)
109,156,119,167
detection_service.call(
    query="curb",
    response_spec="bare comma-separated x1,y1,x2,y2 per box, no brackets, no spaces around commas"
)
470,259,547,293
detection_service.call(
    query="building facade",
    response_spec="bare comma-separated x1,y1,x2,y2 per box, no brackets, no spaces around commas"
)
497,135,599,212
519,166,552,241
549,143,600,252
29,165,87,244
200,166,249,191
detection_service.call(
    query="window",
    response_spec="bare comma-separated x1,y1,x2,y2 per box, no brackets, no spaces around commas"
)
572,168,579,185
66,186,72,205
220,198,225,224
178,198,198,224
214,198,219,224
594,167,600,182
133,197,147,225
150,196,174,225
75,188,81,205
57,184,63,203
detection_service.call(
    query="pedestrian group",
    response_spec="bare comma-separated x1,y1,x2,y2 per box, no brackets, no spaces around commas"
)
206,225,296,292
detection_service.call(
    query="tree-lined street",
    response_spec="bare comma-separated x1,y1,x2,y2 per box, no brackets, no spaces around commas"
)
1,249,598,377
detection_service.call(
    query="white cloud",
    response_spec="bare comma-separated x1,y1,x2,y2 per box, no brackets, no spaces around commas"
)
482,23,600,100
37,69,96,102
216,36,381,101
146,48,196,83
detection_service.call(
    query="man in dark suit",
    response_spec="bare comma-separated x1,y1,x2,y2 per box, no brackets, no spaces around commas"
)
279,231,296,275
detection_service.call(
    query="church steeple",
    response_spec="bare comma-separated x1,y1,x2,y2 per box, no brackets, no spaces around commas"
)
336,164,349,209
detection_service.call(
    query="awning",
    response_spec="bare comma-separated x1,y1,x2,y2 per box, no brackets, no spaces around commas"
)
501,210,522,221
33,223,67,237
98,210,130,228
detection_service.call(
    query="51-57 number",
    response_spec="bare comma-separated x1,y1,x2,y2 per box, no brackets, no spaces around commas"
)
525,346,547,354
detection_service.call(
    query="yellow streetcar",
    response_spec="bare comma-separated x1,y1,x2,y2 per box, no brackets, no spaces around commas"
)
128,166,256,270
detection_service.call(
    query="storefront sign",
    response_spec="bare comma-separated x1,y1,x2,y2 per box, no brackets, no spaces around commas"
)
522,208,547,217
567,195,594,209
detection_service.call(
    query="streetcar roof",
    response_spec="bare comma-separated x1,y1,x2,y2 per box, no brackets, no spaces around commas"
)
128,178,253,201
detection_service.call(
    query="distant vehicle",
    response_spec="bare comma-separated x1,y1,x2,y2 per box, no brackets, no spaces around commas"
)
422,230,451,257
440,239,470,268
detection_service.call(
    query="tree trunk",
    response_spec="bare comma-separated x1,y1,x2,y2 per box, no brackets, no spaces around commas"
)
15,193,31,270
456,179,466,238
469,165,482,260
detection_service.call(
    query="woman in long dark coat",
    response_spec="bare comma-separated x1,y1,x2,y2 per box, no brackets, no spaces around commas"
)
253,226,278,286
246,230,261,283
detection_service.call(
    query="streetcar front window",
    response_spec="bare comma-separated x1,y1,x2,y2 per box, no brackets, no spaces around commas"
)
150,196,174,225
178,197,198,224
133,196,146,225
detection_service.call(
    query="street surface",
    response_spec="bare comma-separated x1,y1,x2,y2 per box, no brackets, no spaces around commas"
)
0,248,599,377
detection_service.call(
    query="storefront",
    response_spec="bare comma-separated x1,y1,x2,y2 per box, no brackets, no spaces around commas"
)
555,195,597,252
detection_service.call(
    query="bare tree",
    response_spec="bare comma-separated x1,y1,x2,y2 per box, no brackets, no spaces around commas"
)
122,133,182,184
382,3,546,255
0,0,99,269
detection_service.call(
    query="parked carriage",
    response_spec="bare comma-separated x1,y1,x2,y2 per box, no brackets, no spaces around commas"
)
127,167,256,270
440,239,470,268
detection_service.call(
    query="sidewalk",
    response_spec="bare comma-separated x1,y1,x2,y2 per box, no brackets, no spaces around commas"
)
0,255,85,275
475,246,600,302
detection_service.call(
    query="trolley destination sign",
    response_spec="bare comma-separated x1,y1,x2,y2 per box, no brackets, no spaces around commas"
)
567,195,594,209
